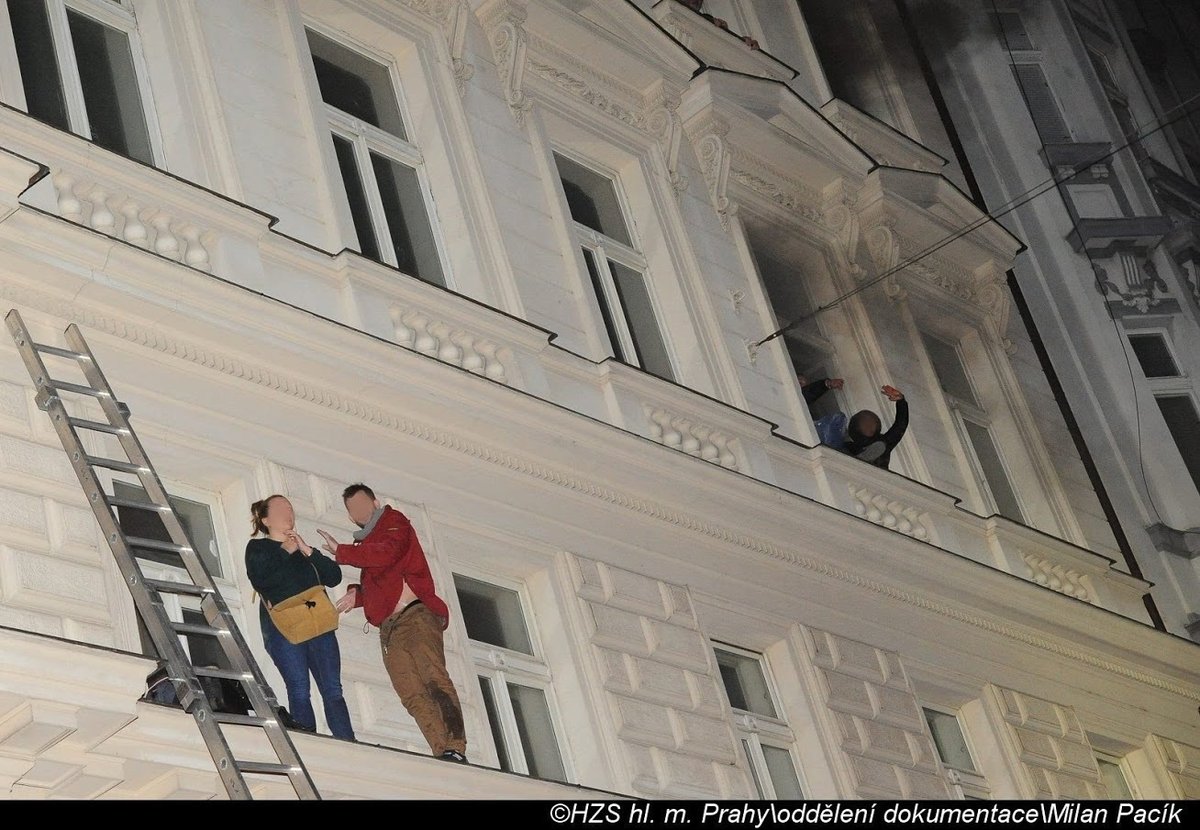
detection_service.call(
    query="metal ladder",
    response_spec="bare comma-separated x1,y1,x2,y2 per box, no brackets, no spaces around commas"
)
5,309,320,801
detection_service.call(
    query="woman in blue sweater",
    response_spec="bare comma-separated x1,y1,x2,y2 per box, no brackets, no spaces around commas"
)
245,495,354,740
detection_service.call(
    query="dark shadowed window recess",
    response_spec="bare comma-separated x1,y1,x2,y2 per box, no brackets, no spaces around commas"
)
1129,334,1179,378
1156,395,1200,493
6,0,155,164
67,9,152,163
555,151,675,381
6,0,69,130
308,28,446,285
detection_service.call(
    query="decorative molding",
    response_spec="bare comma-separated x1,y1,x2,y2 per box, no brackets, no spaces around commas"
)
645,406,739,470
0,280,1188,702
848,485,931,541
389,306,510,384
527,58,645,130
50,171,211,271
647,93,687,195
1093,254,1170,313
821,185,866,281
690,115,734,230
1021,552,1097,604
395,0,454,21
479,0,532,125
864,220,900,276
447,0,475,94
727,154,823,225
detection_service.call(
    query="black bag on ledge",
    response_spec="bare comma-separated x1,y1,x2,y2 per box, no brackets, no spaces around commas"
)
141,664,251,717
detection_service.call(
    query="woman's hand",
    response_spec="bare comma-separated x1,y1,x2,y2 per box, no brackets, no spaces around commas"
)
882,384,905,402
281,533,300,554
289,532,313,557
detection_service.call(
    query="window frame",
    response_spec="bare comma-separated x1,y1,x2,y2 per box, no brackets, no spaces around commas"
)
304,22,451,286
553,147,678,381
922,705,990,800
1094,750,1138,799
453,569,573,782
4,0,163,164
713,642,805,800
922,330,1027,522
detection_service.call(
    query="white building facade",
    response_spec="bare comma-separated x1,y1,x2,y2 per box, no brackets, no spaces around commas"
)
840,0,1200,641
0,0,1196,800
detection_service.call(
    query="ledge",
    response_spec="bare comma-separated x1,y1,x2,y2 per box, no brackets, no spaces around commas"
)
820,99,947,174
1067,216,1174,254
647,0,795,83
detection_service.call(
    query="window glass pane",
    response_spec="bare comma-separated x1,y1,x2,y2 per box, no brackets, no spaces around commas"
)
453,575,533,655
507,683,567,782
924,708,977,772
608,260,674,382
1129,334,1179,377
1097,758,1132,799
478,676,512,772
332,135,380,261
583,248,624,362
113,481,222,577
7,0,69,130
963,420,1024,522
922,333,979,405
1156,396,1200,492
67,10,153,164
554,154,631,246
306,29,405,139
370,152,444,286
742,739,767,799
715,648,777,719
762,745,804,799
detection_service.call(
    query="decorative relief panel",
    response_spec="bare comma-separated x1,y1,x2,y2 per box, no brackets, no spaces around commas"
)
801,627,951,799
984,685,1105,799
567,554,738,797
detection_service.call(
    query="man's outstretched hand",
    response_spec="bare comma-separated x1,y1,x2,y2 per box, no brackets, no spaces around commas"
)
882,385,905,402
316,528,340,555
335,586,357,614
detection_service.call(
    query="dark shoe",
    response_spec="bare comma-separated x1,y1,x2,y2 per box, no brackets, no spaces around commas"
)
439,749,468,764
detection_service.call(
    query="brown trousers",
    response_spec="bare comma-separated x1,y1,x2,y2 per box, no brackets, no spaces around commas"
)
380,602,466,756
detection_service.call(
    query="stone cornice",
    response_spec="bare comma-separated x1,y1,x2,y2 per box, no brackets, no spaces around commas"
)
0,271,1193,704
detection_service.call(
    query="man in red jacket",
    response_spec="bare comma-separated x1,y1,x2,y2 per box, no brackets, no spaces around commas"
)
317,483,467,763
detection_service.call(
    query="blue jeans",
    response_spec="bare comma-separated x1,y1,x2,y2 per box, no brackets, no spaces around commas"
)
262,614,355,741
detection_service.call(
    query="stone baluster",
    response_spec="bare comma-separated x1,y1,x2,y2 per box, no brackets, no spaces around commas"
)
477,341,507,383
52,172,83,222
150,213,181,260
180,225,210,271
88,189,115,234
117,198,148,248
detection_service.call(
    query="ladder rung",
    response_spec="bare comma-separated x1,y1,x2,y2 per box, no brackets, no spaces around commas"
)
69,417,128,436
236,761,299,776
214,712,272,727
87,456,147,475
107,496,167,512
194,666,250,681
143,578,212,598
173,621,224,637
34,343,86,360
126,536,191,555
50,380,107,398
